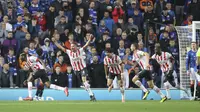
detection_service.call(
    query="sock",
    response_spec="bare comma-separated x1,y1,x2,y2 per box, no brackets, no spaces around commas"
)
197,83,200,98
135,80,148,92
39,89,44,97
35,89,40,97
120,87,125,95
191,84,194,97
50,84,65,91
84,82,94,96
28,82,33,98
153,85,165,98
164,82,171,98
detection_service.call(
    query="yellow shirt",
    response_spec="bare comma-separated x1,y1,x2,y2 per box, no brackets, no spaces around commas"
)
197,48,200,57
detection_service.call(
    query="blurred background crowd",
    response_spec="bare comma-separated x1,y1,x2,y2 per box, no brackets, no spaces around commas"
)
0,0,199,89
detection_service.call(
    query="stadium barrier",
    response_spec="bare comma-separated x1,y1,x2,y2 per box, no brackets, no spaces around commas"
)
0,89,181,101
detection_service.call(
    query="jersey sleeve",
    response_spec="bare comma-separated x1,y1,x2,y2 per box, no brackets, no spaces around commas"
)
197,48,200,57
65,49,71,55
137,51,145,58
151,54,156,59
29,56,39,62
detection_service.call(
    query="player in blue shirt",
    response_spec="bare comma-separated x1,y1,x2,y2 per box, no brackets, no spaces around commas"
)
186,42,197,99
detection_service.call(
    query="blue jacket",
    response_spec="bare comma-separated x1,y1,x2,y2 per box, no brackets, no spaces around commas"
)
101,17,114,34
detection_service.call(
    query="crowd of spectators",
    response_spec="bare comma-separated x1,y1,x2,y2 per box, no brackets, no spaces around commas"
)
0,0,199,88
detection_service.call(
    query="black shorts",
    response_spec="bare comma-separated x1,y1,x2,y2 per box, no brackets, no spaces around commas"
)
109,73,121,80
33,69,49,83
74,68,88,77
137,70,152,81
164,70,176,87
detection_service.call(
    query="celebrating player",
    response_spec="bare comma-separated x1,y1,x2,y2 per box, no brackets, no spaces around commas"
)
152,43,189,100
22,48,69,101
52,34,96,101
186,42,198,100
130,43,167,103
104,48,125,102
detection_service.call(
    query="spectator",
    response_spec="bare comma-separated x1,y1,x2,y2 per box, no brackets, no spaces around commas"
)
126,17,138,33
28,18,40,37
115,17,126,31
166,2,176,25
127,0,138,18
64,33,76,50
78,8,87,24
101,11,115,35
159,31,170,52
51,66,67,87
154,0,167,22
0,22,8,44
28,41,37,56
4,48,17,88
187,0,200,21
66,66,80,88
34,10,47,32
0,15,12,32
98,20,109,38
60,28,70,43
17,0,26,15
100,42,111,63
53,55,68,73
62,1,73,22
148,28,157,55
117,40,125,59
182,14,193,26
88,56,106,88
2,32,17,55
0,56,4,72
20,33,31,51
99,0,113,20
55,16,69,35
7,7,17,24
144,5,157,23
73,23,84,43
89,1,97,25
161,8,174,24
13,15,27,31
0,64,13,88
51,0,63,14
45,6,57,36
55,9,67,26
121,32,131,48
29,0,40,15
18,47,29,87
112,3,124,23
133,9,143,32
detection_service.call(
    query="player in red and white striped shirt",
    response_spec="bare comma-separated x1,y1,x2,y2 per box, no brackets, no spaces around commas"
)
53,34,96,101
152,43,188,99
104,48,125,102
21,48,69,101
130,43,167,103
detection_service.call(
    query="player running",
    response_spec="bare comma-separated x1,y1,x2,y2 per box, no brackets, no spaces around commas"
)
152,43,189,100
52,34,96,101
130,43,167,103
186,42,199,100
104,48,125,102
22,48,69,101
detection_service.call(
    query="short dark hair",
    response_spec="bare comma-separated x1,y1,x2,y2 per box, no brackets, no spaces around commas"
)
132,43,139,49
105,48,114,53
36,48,43,57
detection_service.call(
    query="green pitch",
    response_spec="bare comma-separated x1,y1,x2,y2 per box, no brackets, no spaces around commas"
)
0,100,199,112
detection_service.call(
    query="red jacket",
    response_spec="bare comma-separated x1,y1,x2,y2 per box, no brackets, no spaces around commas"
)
112,8,124,23
34,15,47,31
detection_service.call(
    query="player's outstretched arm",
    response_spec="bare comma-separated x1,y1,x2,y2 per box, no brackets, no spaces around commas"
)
52,38,66,52
82,34,93,49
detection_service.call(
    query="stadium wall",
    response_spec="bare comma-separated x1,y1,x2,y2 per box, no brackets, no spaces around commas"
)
0,89,181,101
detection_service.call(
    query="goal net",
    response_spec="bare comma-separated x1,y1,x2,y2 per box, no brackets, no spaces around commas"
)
175,21,200,99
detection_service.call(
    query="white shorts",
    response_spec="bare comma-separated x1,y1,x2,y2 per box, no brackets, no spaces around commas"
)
190,68,200,81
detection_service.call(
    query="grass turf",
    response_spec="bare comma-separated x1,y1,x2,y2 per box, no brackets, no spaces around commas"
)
0,100,199,112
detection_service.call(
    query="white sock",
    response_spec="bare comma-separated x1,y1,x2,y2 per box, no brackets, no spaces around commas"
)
84,82,94,96
135,80,148,92
153,85,165,98
28,82,33,98
164,82,171,98
50,84,65,91
120,87,125,95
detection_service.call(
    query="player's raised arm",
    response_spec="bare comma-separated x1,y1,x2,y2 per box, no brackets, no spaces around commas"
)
82,34,93,50
52,38,66,52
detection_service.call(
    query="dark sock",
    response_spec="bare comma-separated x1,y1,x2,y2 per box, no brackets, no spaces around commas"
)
191,84,194,97
39,89,44,97
197,83,200,98
35,89,40,96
